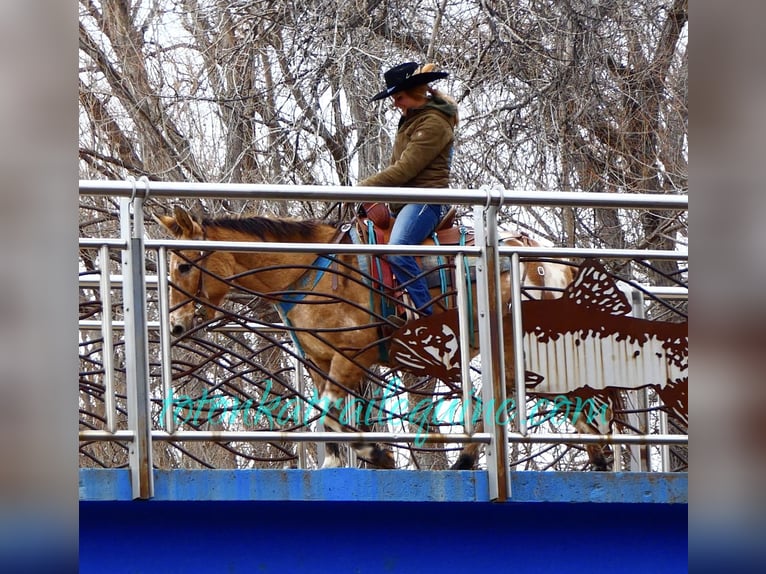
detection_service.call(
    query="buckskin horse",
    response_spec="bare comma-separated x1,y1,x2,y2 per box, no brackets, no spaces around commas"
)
156,205,574,468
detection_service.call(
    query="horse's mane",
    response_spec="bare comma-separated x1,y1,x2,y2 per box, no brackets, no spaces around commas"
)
201,215,330,241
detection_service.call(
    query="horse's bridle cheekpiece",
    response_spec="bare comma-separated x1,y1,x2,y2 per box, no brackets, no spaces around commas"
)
370,62,449,102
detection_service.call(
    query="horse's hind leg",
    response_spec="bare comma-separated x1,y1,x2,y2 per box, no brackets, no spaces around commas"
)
352,419,396,470
305,364,345,468
451,418,484,470
572,394,614,471
317,400,392,469
573,417,613,471
319,398,395,469
323,442,344,469
452,316,530,470
320,361,396,469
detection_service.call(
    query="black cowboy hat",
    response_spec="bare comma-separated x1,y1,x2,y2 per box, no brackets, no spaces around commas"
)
370,62,449,102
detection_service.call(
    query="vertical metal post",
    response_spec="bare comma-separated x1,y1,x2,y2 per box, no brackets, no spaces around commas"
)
643,393,652,472
474,206,510,501
315,418,326,468
346,394,357,468
99,245,116,433
509,252,527,437
630,287,648,471
294,354,308,469
120,197,154,499
455,253,473,434
157,246,175,433
612,439,623,472
659,406,671,472
313,356,327,468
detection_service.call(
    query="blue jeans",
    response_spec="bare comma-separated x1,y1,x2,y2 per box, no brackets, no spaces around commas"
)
388,203,448,315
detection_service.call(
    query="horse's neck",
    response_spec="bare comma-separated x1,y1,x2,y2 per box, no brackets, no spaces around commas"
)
205,225,338,292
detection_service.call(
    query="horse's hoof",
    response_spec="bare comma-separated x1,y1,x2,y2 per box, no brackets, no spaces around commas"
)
369,445,396,469
590,454,611,471
586,444,613,471
376,449,397,469
450,454,475,470
320,452,343,468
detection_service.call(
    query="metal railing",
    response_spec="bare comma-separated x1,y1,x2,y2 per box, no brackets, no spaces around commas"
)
78,180,688,500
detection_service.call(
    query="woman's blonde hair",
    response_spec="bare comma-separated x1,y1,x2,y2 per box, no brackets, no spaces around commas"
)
404,63,459,127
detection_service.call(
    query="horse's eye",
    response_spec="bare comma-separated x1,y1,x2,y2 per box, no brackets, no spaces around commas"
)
177,263,192,274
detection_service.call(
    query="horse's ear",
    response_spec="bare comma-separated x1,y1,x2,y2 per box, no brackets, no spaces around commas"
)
173,206,198,237
153,213,182,237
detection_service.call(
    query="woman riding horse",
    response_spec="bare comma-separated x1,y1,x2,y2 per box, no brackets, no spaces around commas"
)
359,62,458,326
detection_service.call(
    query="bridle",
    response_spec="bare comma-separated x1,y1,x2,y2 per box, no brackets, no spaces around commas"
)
172,225,213,317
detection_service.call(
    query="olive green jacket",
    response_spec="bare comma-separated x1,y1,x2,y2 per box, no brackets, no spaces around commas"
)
359,96,457,214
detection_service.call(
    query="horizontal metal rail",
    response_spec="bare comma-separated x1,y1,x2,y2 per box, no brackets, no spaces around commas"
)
145,238,688,262
79,430,687,446
79,274,158,288
79,319,161,330
497,245,687,261
79,180,688,210
79,238,688,261
145,238,482,256
78,319,292,332
79,238,128,248
644,286,688,299
78,272,688,298
506,433,688,446
80,430,493,444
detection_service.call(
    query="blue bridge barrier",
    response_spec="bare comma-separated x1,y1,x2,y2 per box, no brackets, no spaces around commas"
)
80,469,687,573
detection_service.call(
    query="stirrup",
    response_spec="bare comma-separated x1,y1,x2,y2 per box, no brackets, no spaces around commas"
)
386,314,407,328
388,292,414,328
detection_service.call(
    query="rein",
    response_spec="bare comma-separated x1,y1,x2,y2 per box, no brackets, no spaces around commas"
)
273,223,351,359
275,255,335,316
276,223,351,316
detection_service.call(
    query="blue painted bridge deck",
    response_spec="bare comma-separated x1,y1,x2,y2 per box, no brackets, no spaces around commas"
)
80,468,687,503
80,469,688,573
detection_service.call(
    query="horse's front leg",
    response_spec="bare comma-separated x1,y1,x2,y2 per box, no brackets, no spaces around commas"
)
319,359,395,470
453,318,522,470
304,364,345,469
451,416,484,470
